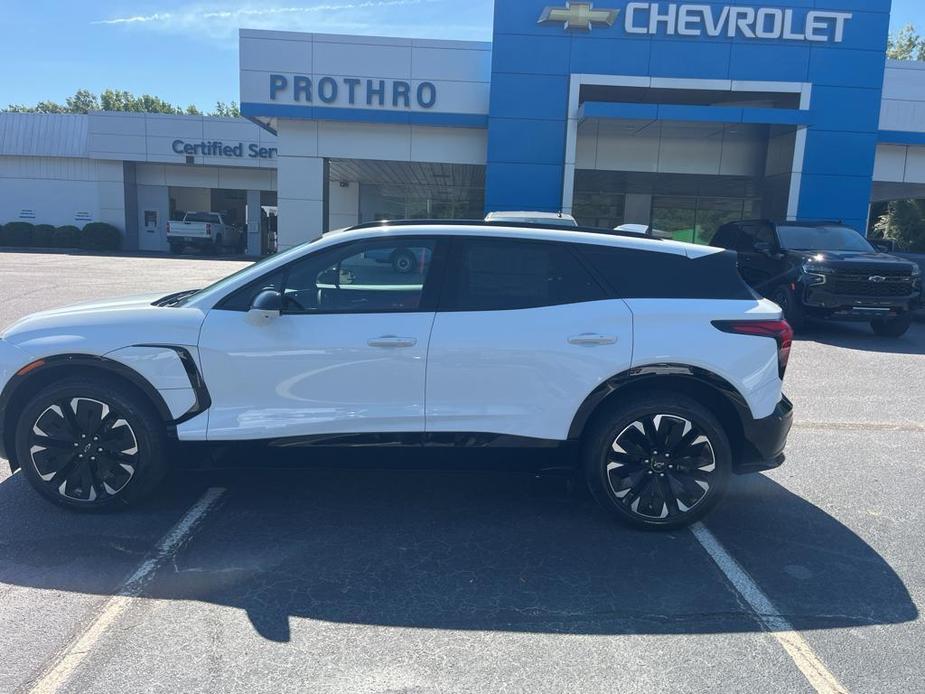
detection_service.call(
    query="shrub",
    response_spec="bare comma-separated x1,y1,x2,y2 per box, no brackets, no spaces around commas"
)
32,224,56,247
0,221,34,247
80,222,122,251
51,225,81,248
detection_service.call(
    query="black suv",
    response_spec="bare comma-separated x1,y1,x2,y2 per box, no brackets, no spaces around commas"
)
711,220,922,337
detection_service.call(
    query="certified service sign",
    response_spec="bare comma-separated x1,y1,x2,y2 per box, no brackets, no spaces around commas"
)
538,2,853,42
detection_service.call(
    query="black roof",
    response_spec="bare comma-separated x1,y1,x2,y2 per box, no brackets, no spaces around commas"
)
345,218,664,241
727,218,846,227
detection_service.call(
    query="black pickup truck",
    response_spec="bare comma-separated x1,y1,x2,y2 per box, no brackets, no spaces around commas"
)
711,220,922,337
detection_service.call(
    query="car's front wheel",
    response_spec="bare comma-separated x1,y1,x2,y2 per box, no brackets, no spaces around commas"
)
871,312,912,338
583,394,732,529
15,376,169,511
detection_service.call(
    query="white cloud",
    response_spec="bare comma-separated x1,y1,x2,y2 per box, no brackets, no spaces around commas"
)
92,0,458,40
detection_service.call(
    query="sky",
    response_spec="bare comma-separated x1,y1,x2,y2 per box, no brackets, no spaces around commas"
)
0,0,923,113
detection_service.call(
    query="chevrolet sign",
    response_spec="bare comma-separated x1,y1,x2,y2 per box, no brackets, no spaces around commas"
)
539,2,853,42
538,3,619,31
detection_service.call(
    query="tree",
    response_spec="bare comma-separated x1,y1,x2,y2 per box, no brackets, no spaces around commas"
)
3,88,233,117
210,101,240,118
874,199,925,251
887,24,925,61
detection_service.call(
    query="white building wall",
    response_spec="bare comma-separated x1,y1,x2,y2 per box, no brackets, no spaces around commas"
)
0,155,125,229
575,121,766,177
329,181,359,230
880,59,925,133
239,30,491,118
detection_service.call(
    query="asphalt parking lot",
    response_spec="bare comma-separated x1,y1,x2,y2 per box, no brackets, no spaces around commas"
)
0,249,923,693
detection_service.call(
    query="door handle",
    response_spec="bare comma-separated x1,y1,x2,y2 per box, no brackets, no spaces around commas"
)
568,333,617,346
368,336,417,348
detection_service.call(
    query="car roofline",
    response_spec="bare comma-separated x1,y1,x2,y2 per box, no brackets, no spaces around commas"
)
346,218,653,240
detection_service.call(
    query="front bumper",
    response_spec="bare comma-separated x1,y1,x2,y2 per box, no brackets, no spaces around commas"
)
735,395,793,474
801,283,920,320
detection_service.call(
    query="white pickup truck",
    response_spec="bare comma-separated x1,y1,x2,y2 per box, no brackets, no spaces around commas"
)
166,212,244,254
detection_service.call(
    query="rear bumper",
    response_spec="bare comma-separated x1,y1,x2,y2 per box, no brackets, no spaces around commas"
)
735,395,793,474
168,236,213,247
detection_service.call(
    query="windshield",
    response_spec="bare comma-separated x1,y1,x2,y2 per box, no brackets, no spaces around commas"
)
776,225,874,252
184,212,221,223
170,239,317,306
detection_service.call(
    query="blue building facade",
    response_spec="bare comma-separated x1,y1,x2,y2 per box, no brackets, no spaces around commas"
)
485,0,891,232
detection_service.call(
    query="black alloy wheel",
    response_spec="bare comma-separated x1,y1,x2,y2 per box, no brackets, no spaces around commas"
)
16,377,168,510
584,395,731,529
607,414,716,519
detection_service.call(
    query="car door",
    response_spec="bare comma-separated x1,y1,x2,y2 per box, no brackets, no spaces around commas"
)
425,236,634,441
198,236,446,440
735,222,780,293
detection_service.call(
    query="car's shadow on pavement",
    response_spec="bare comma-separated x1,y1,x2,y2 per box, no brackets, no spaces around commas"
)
0,465,916,643
794,319,925,355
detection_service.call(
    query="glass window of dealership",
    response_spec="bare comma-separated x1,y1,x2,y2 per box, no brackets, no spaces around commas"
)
5,0,925,254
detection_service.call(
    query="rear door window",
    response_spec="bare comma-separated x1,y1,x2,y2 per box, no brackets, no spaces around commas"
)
443,237,606,311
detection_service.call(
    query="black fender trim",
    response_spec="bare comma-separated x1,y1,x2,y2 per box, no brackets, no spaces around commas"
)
567,363,752,440
566,363,790,472
0,347,210,465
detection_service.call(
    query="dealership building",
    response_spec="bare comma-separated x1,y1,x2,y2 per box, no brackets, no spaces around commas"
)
3,0,925,254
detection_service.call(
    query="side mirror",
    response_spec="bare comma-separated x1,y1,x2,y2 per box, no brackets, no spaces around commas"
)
871,239,895,253
246,289,283,325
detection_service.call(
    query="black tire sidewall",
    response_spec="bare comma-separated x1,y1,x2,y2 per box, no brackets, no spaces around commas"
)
871,313,912,337
15,376,169,511
583,393,733,529
772,285,805,331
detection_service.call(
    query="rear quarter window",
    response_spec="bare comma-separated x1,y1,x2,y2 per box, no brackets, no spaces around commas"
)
579,246,757,300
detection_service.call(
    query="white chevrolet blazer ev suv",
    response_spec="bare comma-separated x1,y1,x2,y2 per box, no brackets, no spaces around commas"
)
0,221,794,528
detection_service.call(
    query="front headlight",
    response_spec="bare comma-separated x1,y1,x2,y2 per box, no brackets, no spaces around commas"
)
801,263,833,285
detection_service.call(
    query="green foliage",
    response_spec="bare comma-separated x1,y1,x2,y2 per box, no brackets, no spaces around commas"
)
874,200,925,252
51,225,81,248
887,24,925,61
0,222,34,246
4,89,210,116
211,101,240,118
32,224,56,247
80,222,122,251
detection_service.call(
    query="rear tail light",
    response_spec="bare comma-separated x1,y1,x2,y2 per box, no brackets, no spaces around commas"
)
205,223,212,235
712,319,793,379
165,222,170,233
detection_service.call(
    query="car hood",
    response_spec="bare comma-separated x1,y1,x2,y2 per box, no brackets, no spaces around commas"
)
787,250,917,273
1,292,207,358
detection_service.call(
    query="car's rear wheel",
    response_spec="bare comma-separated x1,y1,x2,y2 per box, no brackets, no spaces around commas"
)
15,376,169,511
169,241,184,255
871,312,912,338
583,394,732,529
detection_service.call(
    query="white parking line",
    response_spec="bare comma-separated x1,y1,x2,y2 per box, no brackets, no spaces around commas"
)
27,487,226,694
690,522,848,694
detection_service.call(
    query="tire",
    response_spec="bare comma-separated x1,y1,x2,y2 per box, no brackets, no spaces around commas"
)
871,312,912,338
15,376,169,511
391,248,417,274
169,242,184,255
771,285,805,331
582,393,732,529
212,235,223,256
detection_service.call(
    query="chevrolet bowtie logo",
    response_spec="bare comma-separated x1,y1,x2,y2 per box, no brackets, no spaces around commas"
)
538,2,619,31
